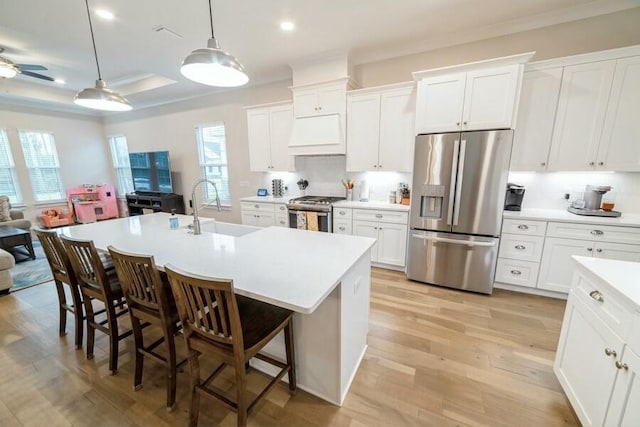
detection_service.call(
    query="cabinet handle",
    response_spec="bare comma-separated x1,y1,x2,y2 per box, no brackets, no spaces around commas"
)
514,245,526,250
587,247,593,252
456,122,460,126
280,220,285,224
378,164,382,168
318,106,322,110
589,161,595,166
596,248,602,253
598,162,604,166
373,164,377,168
374,227,378,230
590,229,604,236
339,211,345,215
590,290,604,302
280,206,285,210
540,162,546,166
339,226,345,231
615,361,629,370
254,204,259,208
510,270,522,275
605,348,617,358
375,214,383,219
517,225,529,230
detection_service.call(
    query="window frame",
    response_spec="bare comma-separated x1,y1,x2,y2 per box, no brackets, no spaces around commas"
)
0,128,23,205
194,123,232,208
107,134,134,196
18,129,66,203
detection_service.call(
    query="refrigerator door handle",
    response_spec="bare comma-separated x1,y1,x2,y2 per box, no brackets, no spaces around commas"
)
452,139,467,226
411,233,496,247
446,140,460,225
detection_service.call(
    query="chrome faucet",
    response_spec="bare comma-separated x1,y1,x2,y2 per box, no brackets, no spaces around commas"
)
190,178,221,235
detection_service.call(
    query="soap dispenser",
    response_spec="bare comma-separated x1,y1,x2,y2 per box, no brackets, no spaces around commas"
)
169,209,179,229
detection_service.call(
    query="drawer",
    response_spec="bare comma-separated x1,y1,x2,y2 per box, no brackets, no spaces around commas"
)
275,212,288,228
498,233,544,262
275,203,288,214
573,272,633,339
241,202,276,212
353,209,408,224
495,258,540,288
333,219,352,235
502,219,547,236
547,222,640,245
333,207,352,220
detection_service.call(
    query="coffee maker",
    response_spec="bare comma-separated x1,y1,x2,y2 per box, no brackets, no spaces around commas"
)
504,183,525,211
567,185,621,217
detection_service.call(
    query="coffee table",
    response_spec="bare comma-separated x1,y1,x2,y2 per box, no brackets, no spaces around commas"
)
0,226,35,261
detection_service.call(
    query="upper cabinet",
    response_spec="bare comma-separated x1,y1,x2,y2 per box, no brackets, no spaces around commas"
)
547,60,616,171
346,84,416,172
292,82,346,118
510,68,563,171
246,102,295,172
414,64,523,134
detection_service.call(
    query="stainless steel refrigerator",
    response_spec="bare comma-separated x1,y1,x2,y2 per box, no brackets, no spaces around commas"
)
406,130,513,294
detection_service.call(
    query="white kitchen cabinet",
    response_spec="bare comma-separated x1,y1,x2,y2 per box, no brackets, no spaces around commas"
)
597,55,640,171
293,82,346,118
275,203,288,228
246,103,294,172
240,201,277,227
555,293,624,427
415,65,522,134
593,242,640,262
547,60,616,171
605,346,640,426
510,68,563,171
377,223,409,266
333,219,351,235
538,237,594,293
347,84,415,172
352,221,379,262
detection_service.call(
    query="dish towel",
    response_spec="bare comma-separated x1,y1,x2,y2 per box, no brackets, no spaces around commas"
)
307,212,319,231
296,211,307,230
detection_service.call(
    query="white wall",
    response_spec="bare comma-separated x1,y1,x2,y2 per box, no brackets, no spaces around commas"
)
0,103,112,223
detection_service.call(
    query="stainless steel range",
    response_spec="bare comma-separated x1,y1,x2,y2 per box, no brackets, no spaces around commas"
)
287,196,345,232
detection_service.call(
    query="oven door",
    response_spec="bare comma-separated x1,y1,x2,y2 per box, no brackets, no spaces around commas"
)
288,209,331,232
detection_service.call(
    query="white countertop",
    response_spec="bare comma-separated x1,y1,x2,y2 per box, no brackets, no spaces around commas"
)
57,213,375,314
333,200,411,211
240,195,288,203
573,256,640,309
504,208,640,227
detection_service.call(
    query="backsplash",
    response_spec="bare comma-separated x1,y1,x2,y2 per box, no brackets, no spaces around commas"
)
508,172,640,213
263,156,412,202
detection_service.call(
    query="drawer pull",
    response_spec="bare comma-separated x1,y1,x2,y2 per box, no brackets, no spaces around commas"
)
605,348,617,358
514,245,526,250
587,247,593,252
510,270,522,275
280,206,285,210
517,225,529,230
339,226,345,231
615,361,629,370
590,229,604,236
254,204,259,208
590,290,604,302
279,220,285,224
339,211,346,215
596,248,602,253
375,214,383,219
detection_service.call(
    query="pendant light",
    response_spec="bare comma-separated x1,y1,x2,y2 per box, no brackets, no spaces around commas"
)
180,0,249,87
0,56,18,79
74,0,131,112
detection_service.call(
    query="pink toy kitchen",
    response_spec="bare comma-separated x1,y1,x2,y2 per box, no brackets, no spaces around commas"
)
67,184,119,223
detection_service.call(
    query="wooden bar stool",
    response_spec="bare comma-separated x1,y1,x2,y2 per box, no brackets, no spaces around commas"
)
61,236,131,375
165,264,297,427
35,228,84,349
108,246,186,411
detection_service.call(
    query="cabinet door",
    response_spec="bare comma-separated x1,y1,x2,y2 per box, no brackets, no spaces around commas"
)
415,73,465,134
597,56,640,171
255,211,275,227
538,237,593,293
352,220,379,262
462,65,520,131
594,242,640,262
379,87,416,172
510,68,563,171
547,60,616,171
605,347,640,427
246,108,272,172
317,84,346,115
346,93,380,172
554,294,623,427
241,212,258,226
269,104,295,171
275,212,288,228
377,223,407,267
293,88,319,118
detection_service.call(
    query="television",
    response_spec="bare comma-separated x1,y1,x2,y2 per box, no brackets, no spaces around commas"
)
129,150,173,193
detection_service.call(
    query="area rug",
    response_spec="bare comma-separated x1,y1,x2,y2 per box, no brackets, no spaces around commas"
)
9,241,54,291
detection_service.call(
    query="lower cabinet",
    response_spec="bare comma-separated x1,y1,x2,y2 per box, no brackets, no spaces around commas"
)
241,211,275,227
240,201,284,227
605,346,640,426
352,220,407,267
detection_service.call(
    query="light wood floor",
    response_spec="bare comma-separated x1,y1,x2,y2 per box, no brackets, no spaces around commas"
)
0,269,579,426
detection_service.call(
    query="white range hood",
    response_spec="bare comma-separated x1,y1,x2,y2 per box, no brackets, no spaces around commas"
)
289,114,343,149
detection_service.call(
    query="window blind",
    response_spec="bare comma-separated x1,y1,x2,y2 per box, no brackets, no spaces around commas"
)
195,124,232,206
0,129,21,204
18,131,65,202
108,135,134,195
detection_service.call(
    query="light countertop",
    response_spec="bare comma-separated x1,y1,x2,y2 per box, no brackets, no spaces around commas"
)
504,208,640,227
573,256,640,310
57,213,375,314
240,196,288,203
333,200,411,211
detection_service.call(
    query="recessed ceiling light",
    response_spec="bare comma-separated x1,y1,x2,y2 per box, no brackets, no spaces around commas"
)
280,21,295,32
54,78,65,84
95,9,115,20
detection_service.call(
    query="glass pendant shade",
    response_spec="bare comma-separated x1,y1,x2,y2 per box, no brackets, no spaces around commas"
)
181,38,248,87
0,57,18,78
74,79,132,111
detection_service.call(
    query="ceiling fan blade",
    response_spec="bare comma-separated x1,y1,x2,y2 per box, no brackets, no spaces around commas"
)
18,64,47,71
20,70,55,82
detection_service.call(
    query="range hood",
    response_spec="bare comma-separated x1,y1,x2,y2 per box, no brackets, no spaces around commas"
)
289,114,343,149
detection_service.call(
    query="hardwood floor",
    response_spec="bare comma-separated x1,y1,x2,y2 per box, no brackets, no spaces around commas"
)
0,269,579,426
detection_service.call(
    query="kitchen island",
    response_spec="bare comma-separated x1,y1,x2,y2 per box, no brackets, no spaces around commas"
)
58,212,376,405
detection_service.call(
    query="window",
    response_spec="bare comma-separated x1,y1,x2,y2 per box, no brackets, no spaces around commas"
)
108,135,134,195
18,130,65,202
0,129,21,204
195,124,232,206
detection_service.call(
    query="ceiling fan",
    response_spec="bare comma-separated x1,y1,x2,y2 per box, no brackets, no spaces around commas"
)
0,47,54,81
